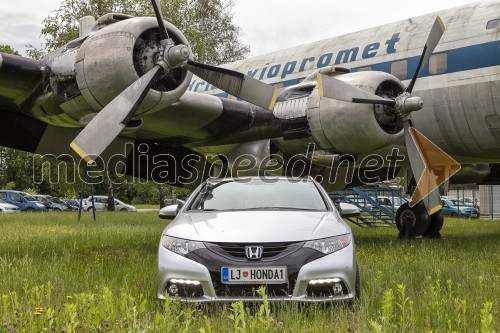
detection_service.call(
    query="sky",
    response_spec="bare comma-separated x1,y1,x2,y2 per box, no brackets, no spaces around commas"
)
0,0,479,57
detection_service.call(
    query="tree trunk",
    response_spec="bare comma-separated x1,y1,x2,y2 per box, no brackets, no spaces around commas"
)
107,171,115,211
159,184,165,209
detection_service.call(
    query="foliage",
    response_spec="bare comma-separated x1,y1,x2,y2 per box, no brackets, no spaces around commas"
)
0,45,20,55
0,214,497,332
38,0,249,65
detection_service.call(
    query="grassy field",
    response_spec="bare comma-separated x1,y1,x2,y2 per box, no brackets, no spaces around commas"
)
0,212,497,332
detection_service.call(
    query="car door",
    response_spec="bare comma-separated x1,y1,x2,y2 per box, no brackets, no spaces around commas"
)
8,192,25,210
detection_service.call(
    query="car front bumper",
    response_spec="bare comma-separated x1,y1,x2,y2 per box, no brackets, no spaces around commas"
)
157,241,357,302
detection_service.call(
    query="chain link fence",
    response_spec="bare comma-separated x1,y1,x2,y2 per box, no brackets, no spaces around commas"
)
479,185,500,219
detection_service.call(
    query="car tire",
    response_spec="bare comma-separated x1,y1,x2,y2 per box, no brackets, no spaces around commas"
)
450,212,458,217
395,203,430,236
54,208,62,212
87,207,93,211
25,207,35,213
120,208,127,212
424,210,444,238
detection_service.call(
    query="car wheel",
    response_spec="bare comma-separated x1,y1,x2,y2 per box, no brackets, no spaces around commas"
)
395,203,430,236
87,207,93,211
25,207,35,213
424,210,444,238
120,208,127,212
54,208,62,212
450,212,458,217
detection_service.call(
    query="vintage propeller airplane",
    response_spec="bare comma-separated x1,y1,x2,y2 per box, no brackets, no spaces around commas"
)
0,0,499,237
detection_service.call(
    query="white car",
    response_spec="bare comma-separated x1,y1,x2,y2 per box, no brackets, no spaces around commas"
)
84,196,137,212
373,196,408,213
0,199,20,213
158,177,359,303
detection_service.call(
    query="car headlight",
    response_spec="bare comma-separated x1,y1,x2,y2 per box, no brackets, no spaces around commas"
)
303,234,351,255
160,235,206,256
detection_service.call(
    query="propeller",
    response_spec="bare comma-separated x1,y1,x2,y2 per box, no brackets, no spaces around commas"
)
317,16,460,214
71,0,278,164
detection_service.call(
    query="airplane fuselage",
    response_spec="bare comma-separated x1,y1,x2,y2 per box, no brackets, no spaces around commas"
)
191,0,500,163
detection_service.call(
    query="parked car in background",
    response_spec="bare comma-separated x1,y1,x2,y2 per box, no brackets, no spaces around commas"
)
64,199,81,210
0,199,20,213
441,198,479,218
463,197,479,208
373,196,408,213
84,196,137,212
0,190,46,212
164,198,186,206
32,195,75,211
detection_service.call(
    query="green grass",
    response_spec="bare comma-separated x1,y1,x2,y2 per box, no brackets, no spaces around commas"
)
134,204,160,209
0,212,498,332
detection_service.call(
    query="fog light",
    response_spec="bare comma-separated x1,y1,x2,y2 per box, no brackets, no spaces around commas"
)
170,279,201,285
168,284,178,295
309,278,341,285
332,283,343,295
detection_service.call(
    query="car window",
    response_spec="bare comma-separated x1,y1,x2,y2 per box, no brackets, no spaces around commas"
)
0,193,6,200
189,179,329,211
10,193,22,202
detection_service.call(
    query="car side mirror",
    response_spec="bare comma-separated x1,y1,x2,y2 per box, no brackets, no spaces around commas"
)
160,204,179,219
337,202,361,218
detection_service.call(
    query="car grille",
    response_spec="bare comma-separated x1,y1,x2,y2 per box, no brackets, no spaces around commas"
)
206,242,303,261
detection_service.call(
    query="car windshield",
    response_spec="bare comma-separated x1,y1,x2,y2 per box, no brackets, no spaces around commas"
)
21,193,37,201
51,197,64,204
450,199,467,206
189,178,328,211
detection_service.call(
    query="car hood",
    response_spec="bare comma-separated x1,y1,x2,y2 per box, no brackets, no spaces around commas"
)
164,211,350,242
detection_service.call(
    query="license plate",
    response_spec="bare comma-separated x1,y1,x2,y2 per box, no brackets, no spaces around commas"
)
221,266,287,284
470,213,478,218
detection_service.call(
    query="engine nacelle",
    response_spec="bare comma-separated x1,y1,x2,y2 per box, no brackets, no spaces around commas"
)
307,71,404,154
75,15,192,116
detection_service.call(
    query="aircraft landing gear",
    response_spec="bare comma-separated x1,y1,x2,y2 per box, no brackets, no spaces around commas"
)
396,203,444,239
395,203,430,239
423,210,444,239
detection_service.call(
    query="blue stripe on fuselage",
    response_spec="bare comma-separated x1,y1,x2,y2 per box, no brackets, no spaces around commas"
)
209,40,499,97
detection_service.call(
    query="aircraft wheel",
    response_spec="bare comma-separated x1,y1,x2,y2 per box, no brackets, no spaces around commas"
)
424,210,444,238
395,203,430,236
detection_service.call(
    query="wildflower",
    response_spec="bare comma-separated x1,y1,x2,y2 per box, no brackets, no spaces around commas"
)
60,327,67,332
278,321,284,328
50,326,56,332
66,295,72,300
270,316,276,324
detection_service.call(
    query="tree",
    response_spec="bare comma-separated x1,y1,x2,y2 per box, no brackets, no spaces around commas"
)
0,45,20,56
39,0,249,65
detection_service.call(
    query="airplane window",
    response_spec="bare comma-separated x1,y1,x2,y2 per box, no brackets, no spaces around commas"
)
390,60,407,80
486,19,499,29
429,53,447,75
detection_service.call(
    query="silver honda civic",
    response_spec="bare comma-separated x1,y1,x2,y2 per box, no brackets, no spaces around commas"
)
157,177,359,302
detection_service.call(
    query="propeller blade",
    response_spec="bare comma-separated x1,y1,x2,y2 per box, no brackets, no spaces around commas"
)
70,65,163,164
316,73,396,107
406,16,446,93
151,0,169,40
404,122,460,214
186,60,278,110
